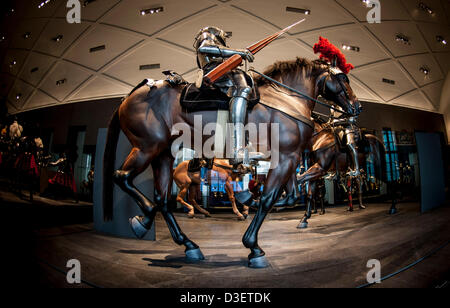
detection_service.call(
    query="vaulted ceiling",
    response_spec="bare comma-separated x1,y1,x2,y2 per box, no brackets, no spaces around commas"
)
1,0,449,115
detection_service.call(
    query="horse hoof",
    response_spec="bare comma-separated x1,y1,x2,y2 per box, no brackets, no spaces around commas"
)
320,211,325,215
297,222,308,229
389,208,398,215
238,216,246,221
347,208,353,212
243,214,248,220
187,214,195,219
129,216,149,239
248,255,269,268
185,248,205,261
359,205,366,210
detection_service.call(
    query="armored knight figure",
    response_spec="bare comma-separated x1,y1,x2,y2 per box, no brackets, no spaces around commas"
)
194,26,263,167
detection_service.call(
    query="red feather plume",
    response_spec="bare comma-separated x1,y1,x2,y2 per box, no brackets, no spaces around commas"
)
313,36,354,74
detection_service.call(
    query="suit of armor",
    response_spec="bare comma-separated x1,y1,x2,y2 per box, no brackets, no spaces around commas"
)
194,27,262,166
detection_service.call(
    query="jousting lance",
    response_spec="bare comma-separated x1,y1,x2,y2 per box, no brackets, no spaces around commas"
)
203,18,306,85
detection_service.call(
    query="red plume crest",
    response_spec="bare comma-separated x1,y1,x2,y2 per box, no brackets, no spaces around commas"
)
313,36,354,74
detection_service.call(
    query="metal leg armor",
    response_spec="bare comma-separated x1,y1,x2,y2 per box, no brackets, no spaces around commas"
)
346,129,360,177
229,87,263,166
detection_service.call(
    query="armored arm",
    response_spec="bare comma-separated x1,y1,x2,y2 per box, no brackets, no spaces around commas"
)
198,45,254,62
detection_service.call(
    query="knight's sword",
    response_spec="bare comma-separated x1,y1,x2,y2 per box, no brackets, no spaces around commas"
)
203,18,306,85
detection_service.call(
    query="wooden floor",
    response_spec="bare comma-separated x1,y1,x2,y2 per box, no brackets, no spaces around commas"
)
33,202,450,288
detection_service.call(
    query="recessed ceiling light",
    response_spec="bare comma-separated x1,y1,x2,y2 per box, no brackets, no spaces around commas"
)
0,36,5,42
38,0,51,9
16,93,21,100
420,66,430,75
52,35,63,42
382,78,396,85
9,60,17,68
418,2,433,15
437,35,447,46
31,67,39,73
342,44,360,52
139,64,161,70
23,32,32,39
286,7,311,15
56,78,67,86
395,34,410,45
140,7,164,16
89,45,106,53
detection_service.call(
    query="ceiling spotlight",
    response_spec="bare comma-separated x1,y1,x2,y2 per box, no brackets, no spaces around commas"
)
23,32,32,39
140,7,164,16
437,35,447,46
16,93,21,100
420,66,430,75
0,36,5,42
9,60,17,68
342,44,360,52
56,78,67,86
395,34,410,45
52,35,63,42
418,2,433,15
38,0,51,9
286,7,311,15
83,0,96,7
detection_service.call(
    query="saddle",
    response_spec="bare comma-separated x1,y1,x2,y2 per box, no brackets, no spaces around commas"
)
179,73,260,112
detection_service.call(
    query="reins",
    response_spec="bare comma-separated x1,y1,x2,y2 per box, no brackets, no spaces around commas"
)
249,68,353,116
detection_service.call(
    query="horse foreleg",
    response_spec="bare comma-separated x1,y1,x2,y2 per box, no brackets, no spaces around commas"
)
176,186,195,218
243,156,297,268
114,147,158,238
298,181,316,229
152,152,204,261
225,181,244,220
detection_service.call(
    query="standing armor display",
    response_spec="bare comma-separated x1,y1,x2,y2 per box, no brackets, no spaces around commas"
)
194,26,263,167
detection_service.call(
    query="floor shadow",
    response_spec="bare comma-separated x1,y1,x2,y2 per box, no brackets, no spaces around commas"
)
143,254,248,269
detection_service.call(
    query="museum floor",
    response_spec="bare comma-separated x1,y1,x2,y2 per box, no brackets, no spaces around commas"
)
16,200,447,288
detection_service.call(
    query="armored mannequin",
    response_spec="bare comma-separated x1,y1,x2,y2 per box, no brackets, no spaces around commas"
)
194,26,262,166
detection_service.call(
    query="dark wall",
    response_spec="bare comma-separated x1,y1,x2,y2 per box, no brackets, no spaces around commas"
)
16,98,448,148
20,98,121,146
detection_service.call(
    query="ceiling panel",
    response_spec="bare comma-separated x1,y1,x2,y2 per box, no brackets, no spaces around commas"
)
417,22,450,53
40,61,92,101
23,90,58,110
434,52,450,74
34,19,92,57
8,18,48,50
421,80,444,109
104,41,196,86
398,53,444,86
352,60,416,101
348,76,380,102
7,80,35,111
101,0,214,36
232,0,353,33
158,6,275,51
67,76,132,102
0,74,15,98
366,21,429,57
336,0,411,22
55,0,121,22
390,88,435,111
18,52,56,87
1,49,29,76
64,24,142,71
401,0,448,24
299,25,389,67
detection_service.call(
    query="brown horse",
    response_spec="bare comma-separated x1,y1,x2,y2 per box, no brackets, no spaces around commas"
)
173,158,249,220
297,121,386,228
103,57,361,268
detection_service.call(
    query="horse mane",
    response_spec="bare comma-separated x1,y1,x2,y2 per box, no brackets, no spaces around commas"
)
254,57,328,86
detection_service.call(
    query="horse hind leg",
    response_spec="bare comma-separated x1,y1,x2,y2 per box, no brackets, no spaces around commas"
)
298,181,316,229
188,186,211,217
114,147,158,238
225,181,245,220
177,185,195,218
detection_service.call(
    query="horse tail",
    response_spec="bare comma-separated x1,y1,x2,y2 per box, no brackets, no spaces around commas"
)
103,107,121,221
366,134,387,183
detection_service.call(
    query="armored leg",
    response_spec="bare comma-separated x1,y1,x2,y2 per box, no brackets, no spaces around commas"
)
346,130,360,177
